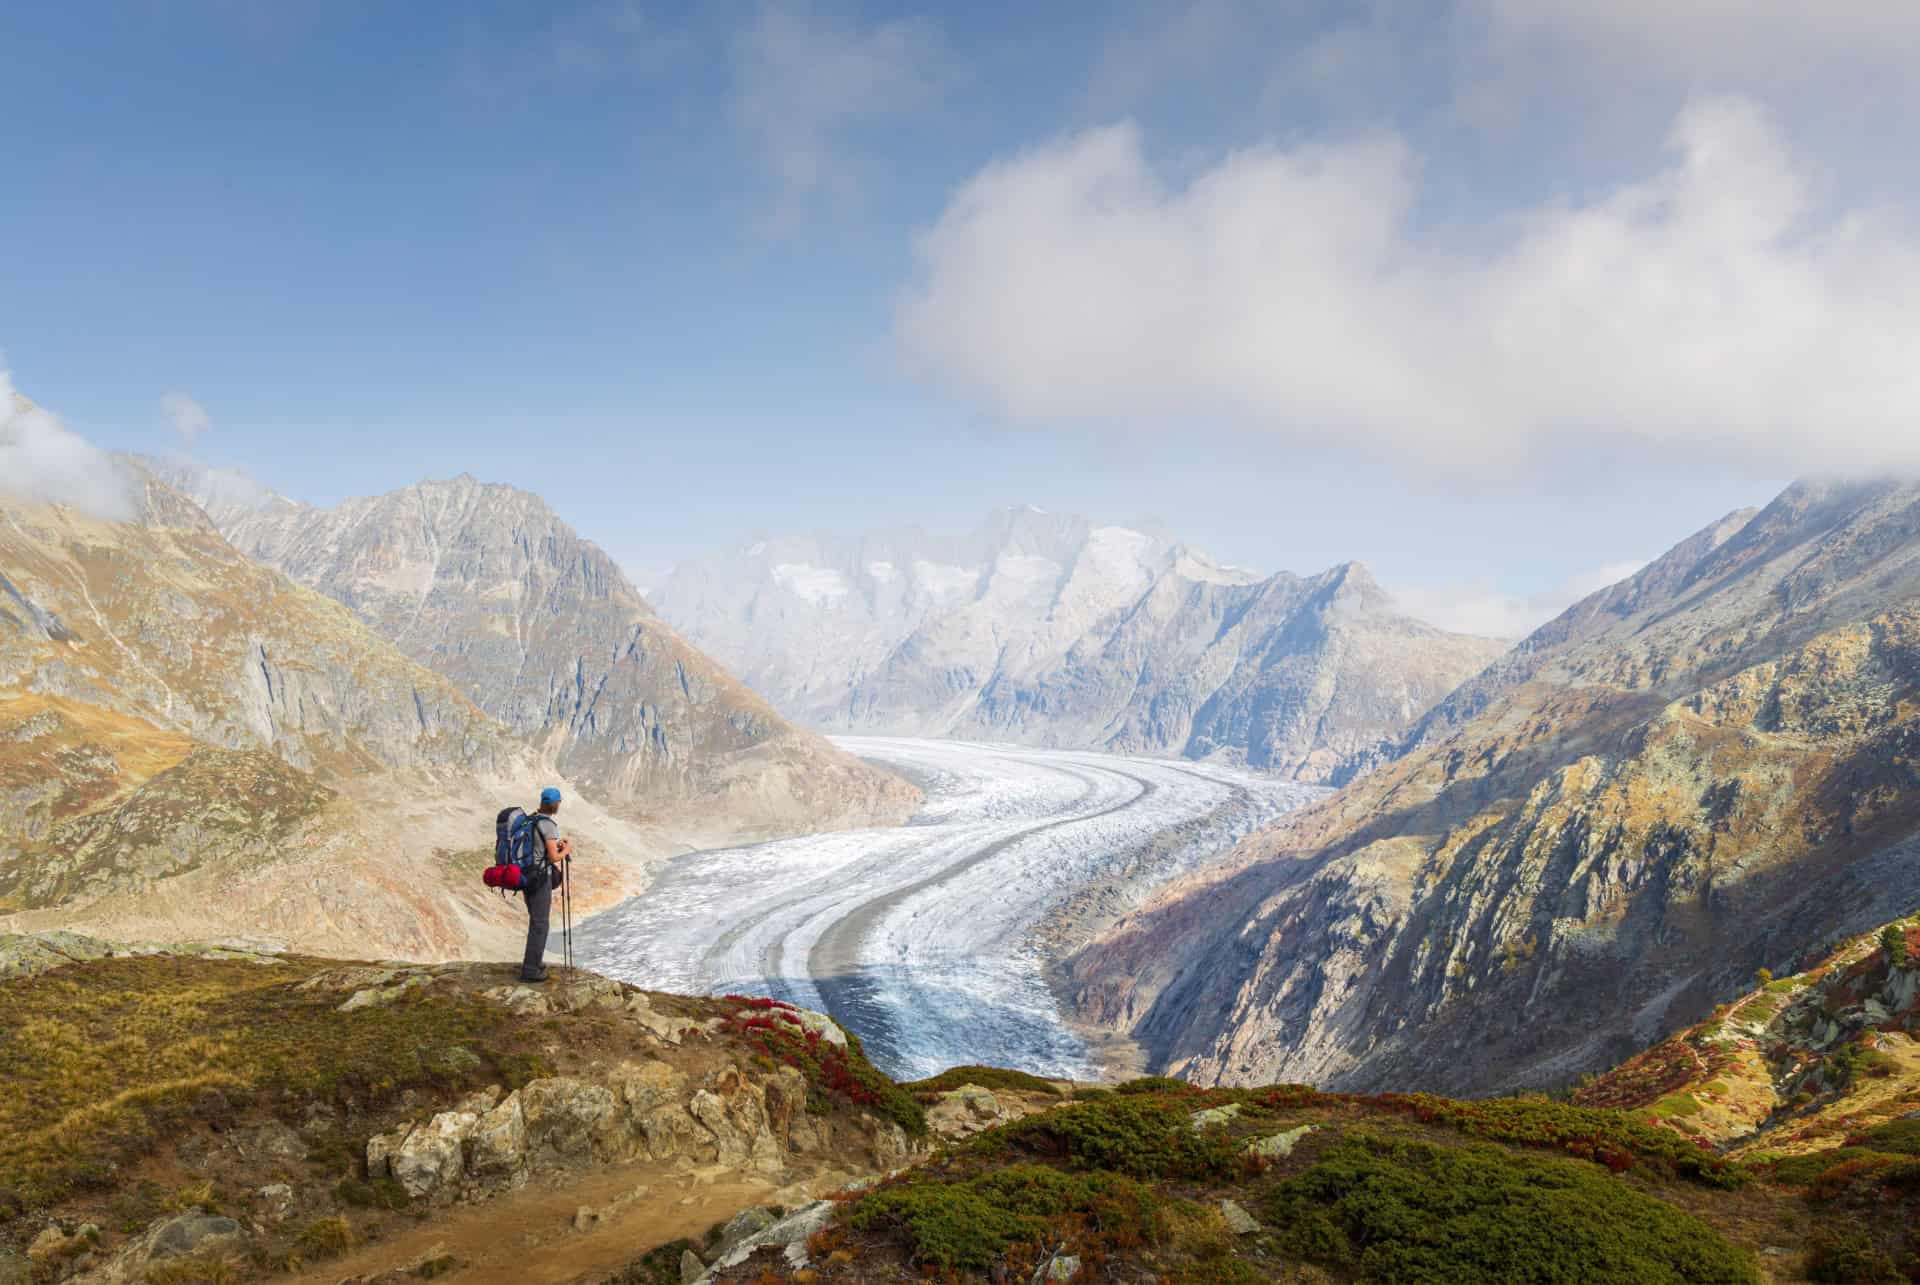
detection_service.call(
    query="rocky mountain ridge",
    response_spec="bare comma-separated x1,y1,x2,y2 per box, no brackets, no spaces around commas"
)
1067,478,1920,1097
0,461,668,958
160,466,920,844
648,508,1506,784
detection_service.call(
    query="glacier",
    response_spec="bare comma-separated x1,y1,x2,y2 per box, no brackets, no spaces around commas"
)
575,737,1323,1081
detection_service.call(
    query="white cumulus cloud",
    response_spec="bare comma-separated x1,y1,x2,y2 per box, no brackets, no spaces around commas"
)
160,391,212,445
1392,561,1649,640
0,370,137,522
897,96,1920,477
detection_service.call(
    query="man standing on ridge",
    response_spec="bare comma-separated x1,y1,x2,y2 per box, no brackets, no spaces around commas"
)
520,786,573,983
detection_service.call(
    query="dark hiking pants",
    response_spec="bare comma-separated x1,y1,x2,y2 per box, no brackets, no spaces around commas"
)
521,876,552,979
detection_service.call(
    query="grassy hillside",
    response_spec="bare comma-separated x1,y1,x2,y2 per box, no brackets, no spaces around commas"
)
13,938,1920,1284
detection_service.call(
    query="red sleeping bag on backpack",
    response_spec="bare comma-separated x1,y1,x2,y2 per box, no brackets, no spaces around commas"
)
483,862,525,890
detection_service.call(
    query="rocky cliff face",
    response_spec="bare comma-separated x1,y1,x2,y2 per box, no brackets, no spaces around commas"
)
0,465,671,957
650,508,1505,784
1067,479,1920,1095
194,473,918,841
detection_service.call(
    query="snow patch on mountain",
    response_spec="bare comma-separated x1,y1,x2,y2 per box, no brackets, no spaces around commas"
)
772,562,852,606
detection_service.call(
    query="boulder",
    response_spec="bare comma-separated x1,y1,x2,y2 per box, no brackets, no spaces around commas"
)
242,1120,307,1164
927,1085,1008,1140
1220,1200,1261,1235
707,1201,837,1275
1245,1124,1315,1161
468,1091,529,1179
613,1060,688,1119
639,1103,706,1162
145,1213,247,1261
1189,1103,1243,1131
367,1124,411,1180
788,1007,847,1047
714,1207,780,1256
679,1249,706,1283
522,1077,620,1167
251,1184,295,1224
1044,1255,1083,1281
481,984,554,1017
391,1111,476,1199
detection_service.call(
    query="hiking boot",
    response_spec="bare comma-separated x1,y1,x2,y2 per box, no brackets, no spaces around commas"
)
519,968,550,984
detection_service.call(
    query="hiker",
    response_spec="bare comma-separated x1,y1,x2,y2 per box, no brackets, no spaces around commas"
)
520,787,573,983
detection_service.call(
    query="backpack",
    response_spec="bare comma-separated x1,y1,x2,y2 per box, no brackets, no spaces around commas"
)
483,806,547,895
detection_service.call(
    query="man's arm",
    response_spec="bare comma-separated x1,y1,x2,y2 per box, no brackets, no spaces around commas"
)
541,820,571,865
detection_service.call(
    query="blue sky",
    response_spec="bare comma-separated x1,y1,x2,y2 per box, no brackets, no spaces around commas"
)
6,1,1918,634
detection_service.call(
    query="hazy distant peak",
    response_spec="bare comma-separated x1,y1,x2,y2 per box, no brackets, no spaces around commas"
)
132,454,284,523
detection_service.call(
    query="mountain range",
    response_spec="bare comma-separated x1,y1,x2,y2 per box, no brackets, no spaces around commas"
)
0,417,918,960
1068,477,1920,1094
648,508,1506,785
173,468,919,846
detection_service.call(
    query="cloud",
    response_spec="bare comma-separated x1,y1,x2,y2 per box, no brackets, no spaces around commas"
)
160,391,212,446
0,371,137,522
1475,0,1920,74
1393,561,1649,639
732,3,953,223
897,97,1920,478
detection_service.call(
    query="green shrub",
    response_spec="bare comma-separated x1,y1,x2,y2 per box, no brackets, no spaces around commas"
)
1114,1076,1193,1096
841,1164,1163,1271
976,1093,1238,1180
1264,1131,1760,1284
904,1065,1067,1099
1880,925,1908,970
1806,1225,1905,1282
294,1215,356,1261
1850,1118,1920,1155
844,1177,1044,1269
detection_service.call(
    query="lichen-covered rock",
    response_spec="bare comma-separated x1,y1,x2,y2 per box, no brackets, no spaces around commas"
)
1189,1103,1242,1131
714,1206,780,1256
521,1077,620,1167
1220,1200,1260,1235
252,1184,295,1224
367,1125,412,1180
1046,1255,1084,1281
788,1007,847,1048
468,1091,528,1179
1245,1124,1315,1160
679,1248,705,1283
612,1059,687,1119
927,1085,1008,1140
145,1213,246,1261
638,1102,706,1162
391,1111,476,1198
706,1201,837,1275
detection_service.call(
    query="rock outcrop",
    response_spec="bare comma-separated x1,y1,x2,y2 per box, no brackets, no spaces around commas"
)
1070,479,1920,1093
650,508,1506,784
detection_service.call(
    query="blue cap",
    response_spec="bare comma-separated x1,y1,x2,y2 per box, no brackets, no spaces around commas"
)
540,787,563,806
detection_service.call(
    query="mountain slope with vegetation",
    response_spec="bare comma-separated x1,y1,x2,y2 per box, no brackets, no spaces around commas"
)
0,464,661,959
1068,479,1920,1097
16,934,1920,1284
650,508,1505,784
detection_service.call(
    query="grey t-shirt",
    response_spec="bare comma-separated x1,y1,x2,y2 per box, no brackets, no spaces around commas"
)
530,815,560,868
